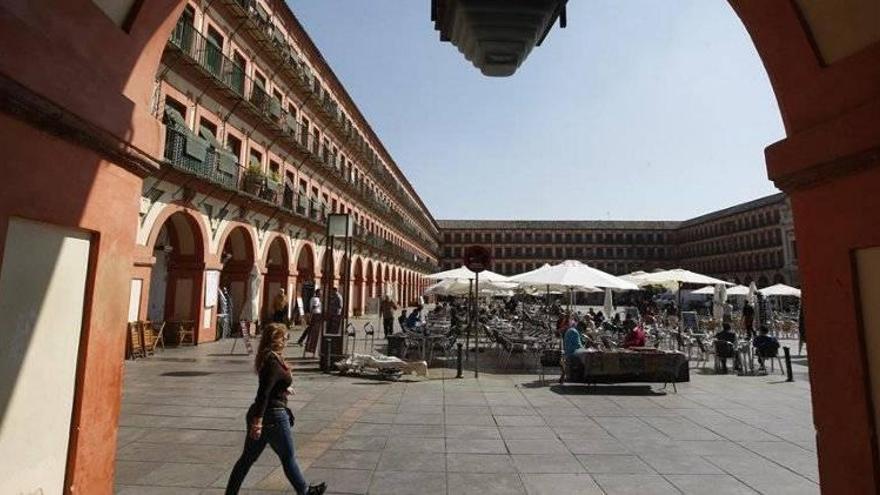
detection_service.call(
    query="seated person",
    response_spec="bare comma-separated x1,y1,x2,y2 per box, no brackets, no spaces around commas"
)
562,321,588,381
398,309,408,331
714,322,738,373
622,324,647,348
622,314,637,333
752,325,780,371
406,305,423,330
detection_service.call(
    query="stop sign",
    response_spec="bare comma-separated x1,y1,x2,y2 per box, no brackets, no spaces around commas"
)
463,245,492,273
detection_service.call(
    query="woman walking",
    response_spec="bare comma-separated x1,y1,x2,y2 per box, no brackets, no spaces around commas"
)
226,323,326,495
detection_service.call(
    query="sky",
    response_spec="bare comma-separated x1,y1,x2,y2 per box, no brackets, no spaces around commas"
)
288,0,784,221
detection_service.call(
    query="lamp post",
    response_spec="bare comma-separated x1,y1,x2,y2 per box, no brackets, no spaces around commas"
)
322,213,353,371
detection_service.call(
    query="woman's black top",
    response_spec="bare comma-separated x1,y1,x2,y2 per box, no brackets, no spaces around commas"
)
247,353,292,422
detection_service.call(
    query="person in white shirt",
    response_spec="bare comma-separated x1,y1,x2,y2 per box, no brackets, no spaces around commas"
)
302,289,322,355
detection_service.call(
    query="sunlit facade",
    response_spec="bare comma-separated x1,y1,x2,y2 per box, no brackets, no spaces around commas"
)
138,0,440,342
440,193,798,286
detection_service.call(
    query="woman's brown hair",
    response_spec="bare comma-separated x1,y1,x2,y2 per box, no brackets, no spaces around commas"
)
254,323,288,372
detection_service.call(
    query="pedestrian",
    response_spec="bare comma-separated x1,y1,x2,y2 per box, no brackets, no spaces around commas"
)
226,323,326,495
328,286,343,335
380,295,397,338
742,300,755,339
271,288,288,324
303,289,322,355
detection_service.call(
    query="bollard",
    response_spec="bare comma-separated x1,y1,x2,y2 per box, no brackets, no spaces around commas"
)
456,343,463,379
783,346,794,382
324,337,332,373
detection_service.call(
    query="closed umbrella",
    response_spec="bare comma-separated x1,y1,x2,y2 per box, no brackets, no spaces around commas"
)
244,264,261,322
748,282,760,328
603,288,614,320
712,284,727,324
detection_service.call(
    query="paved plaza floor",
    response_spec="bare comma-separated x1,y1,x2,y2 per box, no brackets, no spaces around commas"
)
115,323,818,494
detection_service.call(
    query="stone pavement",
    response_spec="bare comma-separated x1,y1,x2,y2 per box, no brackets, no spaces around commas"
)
115,323,818,494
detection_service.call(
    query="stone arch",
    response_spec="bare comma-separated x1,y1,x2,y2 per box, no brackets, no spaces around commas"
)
5,2,879,492
261,235,290,321
144,205,210,259
144,210,206,343
320,249,335,291
219,226,256,323
376,262,385,298
295,242,317,311
365,260,374,300
352,257,364,316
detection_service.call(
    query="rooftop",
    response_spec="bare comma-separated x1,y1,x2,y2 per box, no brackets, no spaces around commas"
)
439,193,786,232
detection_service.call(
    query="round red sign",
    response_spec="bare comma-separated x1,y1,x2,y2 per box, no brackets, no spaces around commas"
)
463,245,492,273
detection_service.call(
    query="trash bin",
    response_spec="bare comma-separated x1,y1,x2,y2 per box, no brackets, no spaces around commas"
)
386,334,406,359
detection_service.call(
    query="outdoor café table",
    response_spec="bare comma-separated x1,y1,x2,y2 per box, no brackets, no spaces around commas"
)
567,349,689,388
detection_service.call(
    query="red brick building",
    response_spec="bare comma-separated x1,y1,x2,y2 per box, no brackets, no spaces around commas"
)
440,193,798,287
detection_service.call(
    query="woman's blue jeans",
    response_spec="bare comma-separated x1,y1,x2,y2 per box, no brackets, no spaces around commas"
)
226,408,308,494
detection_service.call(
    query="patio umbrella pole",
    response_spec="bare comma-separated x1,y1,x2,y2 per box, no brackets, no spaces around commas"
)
474,271,479,379
465,278,473,361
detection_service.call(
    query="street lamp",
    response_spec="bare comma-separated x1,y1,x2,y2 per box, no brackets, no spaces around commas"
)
321,213,354,371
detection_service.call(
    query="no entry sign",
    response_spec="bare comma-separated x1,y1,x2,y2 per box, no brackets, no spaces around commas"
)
463,245,492,273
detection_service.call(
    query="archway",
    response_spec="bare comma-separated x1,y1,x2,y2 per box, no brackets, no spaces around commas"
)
376,263,384,300
145,211,205,343
219,226,255,325
296,243,316,316
2,2,878,493
353,258,364,316
261,236,290,321
320,249,335,292
365,260,374,301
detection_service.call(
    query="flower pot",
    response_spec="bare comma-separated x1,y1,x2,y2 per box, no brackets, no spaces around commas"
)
243,174,263,195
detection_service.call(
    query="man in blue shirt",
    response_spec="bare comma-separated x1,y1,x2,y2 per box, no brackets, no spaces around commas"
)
562,320,588,383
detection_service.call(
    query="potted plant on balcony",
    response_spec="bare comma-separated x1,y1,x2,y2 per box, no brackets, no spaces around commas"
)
261,170,282,202
243,163,264,196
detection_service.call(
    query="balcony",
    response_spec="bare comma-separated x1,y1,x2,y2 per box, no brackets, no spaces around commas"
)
163,113,239,190
166,18,438,255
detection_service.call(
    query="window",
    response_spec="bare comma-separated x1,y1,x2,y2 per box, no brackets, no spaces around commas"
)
300,117,310,143
198,117,216,139
269,159,280,177
164,96,187,122
226,134,242,162
205,25,224,76
249,148,262,168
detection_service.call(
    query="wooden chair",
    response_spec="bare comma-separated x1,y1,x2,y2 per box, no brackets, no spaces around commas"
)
140,321,155,356
176,320,195,345
140,321,166,355
693,336,714,369
128,322,144,359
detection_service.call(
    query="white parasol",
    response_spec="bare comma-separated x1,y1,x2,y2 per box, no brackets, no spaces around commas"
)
427,265,509,282
514,260,639,291
759,283,801,297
